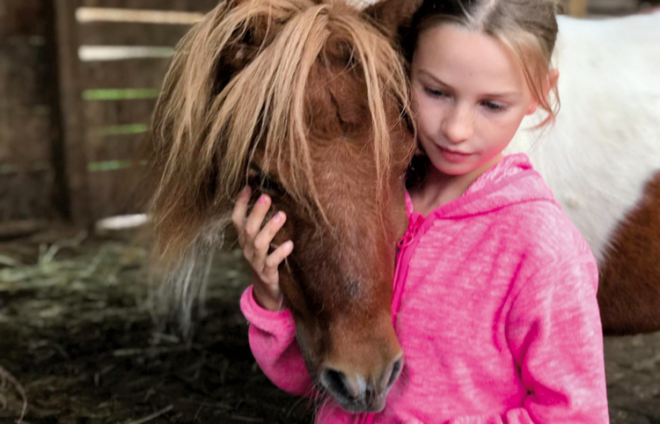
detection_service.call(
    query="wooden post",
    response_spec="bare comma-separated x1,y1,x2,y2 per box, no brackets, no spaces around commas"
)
53,0,93,226
566,0,589,16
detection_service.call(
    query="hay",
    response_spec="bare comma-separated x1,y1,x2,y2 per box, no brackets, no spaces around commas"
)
0,229,313,422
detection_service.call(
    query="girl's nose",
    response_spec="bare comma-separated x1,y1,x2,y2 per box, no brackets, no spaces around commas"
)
441,105,474,144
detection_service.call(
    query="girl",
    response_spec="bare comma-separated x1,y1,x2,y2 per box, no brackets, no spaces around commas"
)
233,0,610,422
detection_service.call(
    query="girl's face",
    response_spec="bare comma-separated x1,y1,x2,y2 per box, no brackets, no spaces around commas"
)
410,24,540,177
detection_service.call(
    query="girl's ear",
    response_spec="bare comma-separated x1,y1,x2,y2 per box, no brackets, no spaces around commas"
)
526,69,559,115
546,69,560,96
526,100,540,116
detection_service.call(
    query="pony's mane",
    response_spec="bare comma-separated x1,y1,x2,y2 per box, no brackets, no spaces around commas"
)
147,0,412,331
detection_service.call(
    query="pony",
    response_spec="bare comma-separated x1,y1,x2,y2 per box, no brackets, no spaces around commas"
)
507,10,660,335
146,0,423,413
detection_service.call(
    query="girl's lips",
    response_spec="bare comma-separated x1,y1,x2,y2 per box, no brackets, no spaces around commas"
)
437,145,474,163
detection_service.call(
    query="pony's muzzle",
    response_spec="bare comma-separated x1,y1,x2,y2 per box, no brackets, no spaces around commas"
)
320,354,404,413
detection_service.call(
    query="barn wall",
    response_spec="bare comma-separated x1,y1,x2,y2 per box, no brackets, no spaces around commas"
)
0,0,63,221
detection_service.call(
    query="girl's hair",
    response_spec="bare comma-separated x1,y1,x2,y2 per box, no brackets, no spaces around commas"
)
402,0,560,127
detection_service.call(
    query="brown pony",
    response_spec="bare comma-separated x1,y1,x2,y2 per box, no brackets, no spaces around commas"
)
147,0,423,413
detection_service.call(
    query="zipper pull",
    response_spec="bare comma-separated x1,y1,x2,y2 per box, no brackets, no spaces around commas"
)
397,214,423,248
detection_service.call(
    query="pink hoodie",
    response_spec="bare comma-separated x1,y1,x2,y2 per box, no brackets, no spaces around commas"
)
240,153,609,424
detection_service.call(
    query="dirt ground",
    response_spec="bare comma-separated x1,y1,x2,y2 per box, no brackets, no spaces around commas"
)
0,227,659,424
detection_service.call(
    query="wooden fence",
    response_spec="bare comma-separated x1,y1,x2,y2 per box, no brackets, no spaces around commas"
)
1,0,219,226
58,0,220,224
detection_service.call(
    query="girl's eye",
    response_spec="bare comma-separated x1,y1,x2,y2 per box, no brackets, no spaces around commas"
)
483,101,507,112
424,87,446,98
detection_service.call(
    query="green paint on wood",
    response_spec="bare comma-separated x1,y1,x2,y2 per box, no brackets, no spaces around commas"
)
88,160,131,172
83,89,160,101
0,163,50,175
0,164,20,175
91,124,149,136
87,160,147,173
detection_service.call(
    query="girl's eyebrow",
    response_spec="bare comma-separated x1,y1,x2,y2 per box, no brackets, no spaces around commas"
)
417,69,519,99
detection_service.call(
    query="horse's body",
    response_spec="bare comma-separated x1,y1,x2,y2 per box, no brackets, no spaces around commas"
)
508,12,660,334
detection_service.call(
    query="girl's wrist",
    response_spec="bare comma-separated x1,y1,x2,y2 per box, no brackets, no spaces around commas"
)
252,283,282,312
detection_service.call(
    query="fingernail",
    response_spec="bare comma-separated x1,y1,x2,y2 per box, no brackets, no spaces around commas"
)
284,241,293,250
241,186,251,197
258,195,268,204
273,211,285,222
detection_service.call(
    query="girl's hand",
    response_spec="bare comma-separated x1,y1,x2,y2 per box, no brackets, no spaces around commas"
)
232,186,294,311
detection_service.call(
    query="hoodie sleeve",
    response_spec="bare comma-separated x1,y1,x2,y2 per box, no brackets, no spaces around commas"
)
239,285,315,396
445,255,609,424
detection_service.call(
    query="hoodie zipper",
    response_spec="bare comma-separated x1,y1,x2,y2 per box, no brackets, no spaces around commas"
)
358,213,425,424
390,213,423,324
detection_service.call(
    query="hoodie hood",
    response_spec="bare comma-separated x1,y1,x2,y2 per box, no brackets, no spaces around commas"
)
405,153,558,220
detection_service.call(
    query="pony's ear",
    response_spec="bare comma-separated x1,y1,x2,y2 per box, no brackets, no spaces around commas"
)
362,0,425,37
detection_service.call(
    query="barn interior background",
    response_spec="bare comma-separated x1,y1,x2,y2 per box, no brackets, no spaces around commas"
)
0,0,658,423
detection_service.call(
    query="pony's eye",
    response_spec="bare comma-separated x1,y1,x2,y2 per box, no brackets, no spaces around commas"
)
249,164,285,196
260,175,284,194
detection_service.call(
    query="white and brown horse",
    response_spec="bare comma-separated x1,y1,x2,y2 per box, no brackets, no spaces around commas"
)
507,11,660,334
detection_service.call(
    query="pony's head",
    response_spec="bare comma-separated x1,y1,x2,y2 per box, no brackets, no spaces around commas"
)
148,0,421,412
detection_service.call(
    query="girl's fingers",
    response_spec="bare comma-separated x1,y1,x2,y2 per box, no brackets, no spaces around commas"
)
231,189,290,287
252,211,287,270
244,194,272,242
232,186,252,244
264,241,294,275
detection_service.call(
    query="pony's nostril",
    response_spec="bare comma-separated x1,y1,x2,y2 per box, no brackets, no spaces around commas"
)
321,368,356,401
386,357,404,389
320,359,400,412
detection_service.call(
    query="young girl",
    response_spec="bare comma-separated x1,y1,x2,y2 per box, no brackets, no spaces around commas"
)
233,0,610,422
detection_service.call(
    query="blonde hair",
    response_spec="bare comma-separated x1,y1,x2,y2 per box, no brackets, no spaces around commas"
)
404,0,560,126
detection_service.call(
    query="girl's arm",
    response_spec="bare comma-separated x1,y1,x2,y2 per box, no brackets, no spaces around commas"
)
447,255,609,424
240,285,316,397
234,187,314,395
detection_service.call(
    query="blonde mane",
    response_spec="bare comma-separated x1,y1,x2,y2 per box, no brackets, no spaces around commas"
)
147,0,412,331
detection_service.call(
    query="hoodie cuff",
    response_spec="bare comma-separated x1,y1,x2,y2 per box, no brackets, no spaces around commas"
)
240,285,296,335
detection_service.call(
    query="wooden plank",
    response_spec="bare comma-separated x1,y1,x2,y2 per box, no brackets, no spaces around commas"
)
54,0,93,225
566,0,589,15
83,98,157,128
588,0,637,14
85,132,147,162
0,45,55,110
0,32,56,166
81,58,172,89
80,0,221,12
0,0,47,38
76,7,204,25
0,105,53,163
88,167,150,219
0,171,56,221
0,0,61,221
78,21,192,46
0,220,49,240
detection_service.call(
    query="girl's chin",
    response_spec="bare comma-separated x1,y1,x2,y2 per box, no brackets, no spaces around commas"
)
431,155,479,176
